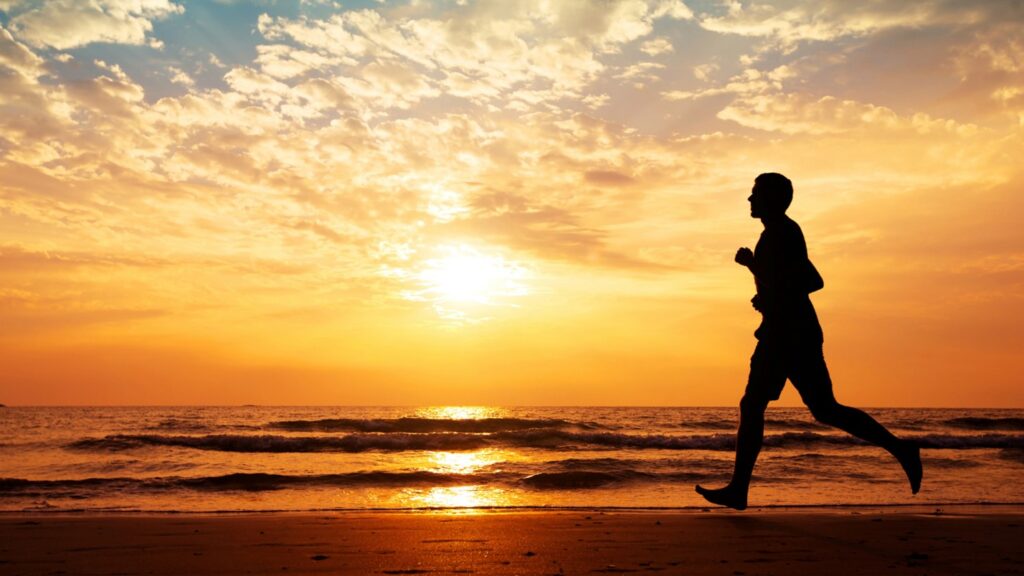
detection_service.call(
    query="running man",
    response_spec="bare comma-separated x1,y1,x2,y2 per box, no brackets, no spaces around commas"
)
696,173,923,510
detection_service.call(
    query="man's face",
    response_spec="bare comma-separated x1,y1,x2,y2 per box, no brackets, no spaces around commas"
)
748,182,766,218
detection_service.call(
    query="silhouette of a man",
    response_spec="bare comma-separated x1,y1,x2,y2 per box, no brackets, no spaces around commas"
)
696,173,922,510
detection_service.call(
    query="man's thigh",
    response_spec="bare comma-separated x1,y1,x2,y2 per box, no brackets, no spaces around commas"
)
787,346,837,409
743,341,788,405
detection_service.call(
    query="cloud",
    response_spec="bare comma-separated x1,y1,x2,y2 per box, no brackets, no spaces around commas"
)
0,26,43,78
718,92,979,135
4,0,183,49
615,61,666,87
255,44,333,80
662,67,784,101
431,190,667,271
0,28,72,161
948,21,1024,123
167,66,193,87
0,243,167,272
585,169,636,186
694,0,998,52
254,0,694,111
692,63,718,81
639,37,674,56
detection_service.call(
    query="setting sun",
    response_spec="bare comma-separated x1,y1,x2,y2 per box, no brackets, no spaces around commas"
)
418,245,530,305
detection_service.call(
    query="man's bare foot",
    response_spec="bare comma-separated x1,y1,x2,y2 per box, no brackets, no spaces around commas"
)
695,484,747,511
897,442,923,494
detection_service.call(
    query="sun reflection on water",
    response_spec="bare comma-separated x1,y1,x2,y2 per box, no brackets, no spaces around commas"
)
402,485,510,512
392,407,520,512
427,450,503,474
414,406,505,420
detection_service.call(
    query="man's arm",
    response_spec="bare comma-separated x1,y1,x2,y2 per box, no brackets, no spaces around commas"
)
735,247,765,312
735,247,766,282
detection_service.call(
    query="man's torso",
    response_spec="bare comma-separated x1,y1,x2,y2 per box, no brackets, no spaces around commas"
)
753,217,823,345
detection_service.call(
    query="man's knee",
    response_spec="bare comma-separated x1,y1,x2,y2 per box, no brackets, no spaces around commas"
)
808,400,841,425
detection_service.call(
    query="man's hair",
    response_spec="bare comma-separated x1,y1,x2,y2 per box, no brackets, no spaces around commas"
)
755,172,793,213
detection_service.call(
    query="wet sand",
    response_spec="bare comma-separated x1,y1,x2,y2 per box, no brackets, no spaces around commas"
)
1,508,1022,575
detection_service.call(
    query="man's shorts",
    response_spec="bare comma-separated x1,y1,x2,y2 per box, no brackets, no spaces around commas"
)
743,339,837,409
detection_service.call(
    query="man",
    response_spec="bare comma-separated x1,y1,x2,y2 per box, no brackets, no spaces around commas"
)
695,173,922,511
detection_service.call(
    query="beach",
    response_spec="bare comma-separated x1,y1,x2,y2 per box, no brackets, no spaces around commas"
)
3,508,1022,575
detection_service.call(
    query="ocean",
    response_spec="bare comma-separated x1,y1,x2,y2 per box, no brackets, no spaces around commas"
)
1,406,1022,512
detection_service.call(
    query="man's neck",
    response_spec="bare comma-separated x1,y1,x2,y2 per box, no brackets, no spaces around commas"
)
760,214,788,228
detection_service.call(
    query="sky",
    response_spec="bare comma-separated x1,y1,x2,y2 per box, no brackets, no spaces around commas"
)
0,0,1021,406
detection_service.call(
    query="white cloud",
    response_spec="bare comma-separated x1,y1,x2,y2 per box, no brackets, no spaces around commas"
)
253,1,695,112
718,92,979,136
639,37,674,56
256,44,333,79
695,1,998,52
662,67,777,101
5,0,182,49
615,61,665,88
0,26,44,78
692,62,718,81
167,66,193,87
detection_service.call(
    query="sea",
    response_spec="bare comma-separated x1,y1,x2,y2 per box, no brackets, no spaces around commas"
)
1,406,1022,513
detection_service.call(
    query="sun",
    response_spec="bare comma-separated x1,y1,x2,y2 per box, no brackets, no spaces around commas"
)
417,244,529,305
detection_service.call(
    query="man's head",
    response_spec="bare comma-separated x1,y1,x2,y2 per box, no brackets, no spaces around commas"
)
749,172,793,219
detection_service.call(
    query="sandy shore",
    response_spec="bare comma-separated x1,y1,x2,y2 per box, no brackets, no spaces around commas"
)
1,508,1022,575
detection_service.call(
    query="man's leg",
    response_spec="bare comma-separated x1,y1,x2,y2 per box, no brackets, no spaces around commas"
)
791,348,923,494
696,342,783,510
734,392,772,489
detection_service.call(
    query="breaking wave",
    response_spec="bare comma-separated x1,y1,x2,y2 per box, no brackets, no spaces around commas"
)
676,417,828,431
266,417,593,433
0,471,509,495
943,417,1024,431
0,467,715,496
66,431,1024,454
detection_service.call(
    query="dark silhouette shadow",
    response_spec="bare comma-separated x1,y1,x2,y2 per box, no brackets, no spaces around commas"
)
696,173,922,510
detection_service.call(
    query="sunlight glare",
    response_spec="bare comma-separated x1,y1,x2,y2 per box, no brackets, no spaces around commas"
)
427,450,504,474
403,485,508,511
416,406,501,420
417,245,529,307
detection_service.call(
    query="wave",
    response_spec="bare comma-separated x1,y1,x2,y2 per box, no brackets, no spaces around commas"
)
0,471,511,495
521,470,652,489
66,431,1024,454
943,417,1024,431
68,433,494,453
765,418,830,431
266,417,591,433
999,447,1024,463
676,417,828,431
144,418,210,433
1,466,713,495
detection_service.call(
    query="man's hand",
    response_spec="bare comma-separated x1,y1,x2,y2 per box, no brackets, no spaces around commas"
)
735,247,754,268
751,294,763,312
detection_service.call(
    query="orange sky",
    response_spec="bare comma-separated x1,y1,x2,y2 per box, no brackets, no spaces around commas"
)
1,1,1022,406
